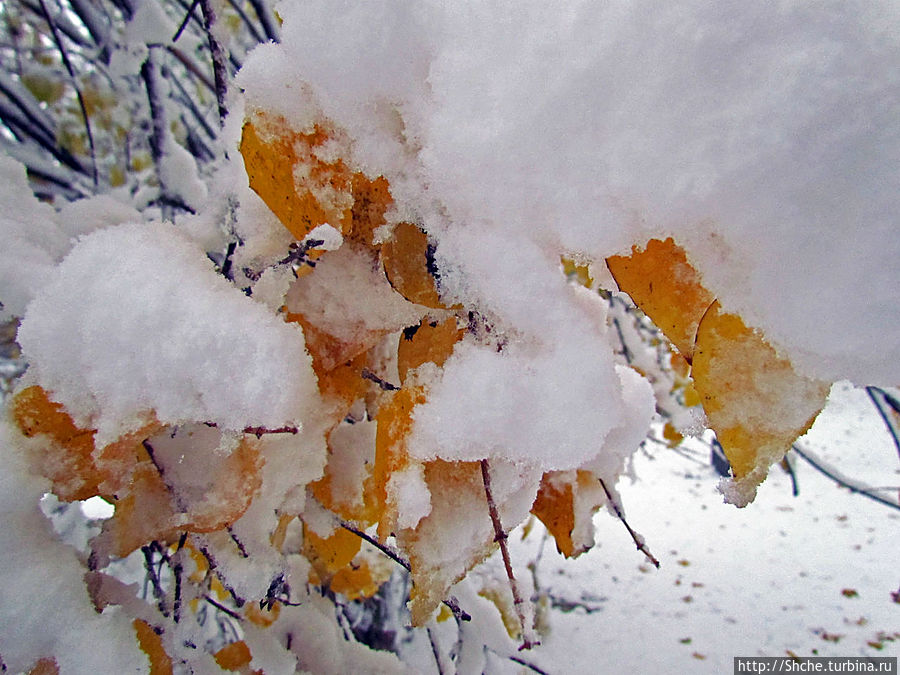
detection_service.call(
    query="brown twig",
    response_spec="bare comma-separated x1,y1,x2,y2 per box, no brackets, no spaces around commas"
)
242,425,299,438
480,459,538,650
597,477,660,568
361,369,400,391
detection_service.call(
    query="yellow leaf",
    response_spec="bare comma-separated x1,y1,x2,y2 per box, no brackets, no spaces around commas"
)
330,558,387,600
691,301,830,505
606,237,714,361
373,386,427,540
531,470,604,558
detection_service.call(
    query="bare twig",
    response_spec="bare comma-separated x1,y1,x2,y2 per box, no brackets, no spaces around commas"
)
172,0,200,43
247,0,280,42
142,543,170,617
480,459,537,650
508,654,552,675
790,444,900,512
36,0,98,187
361,369,400,392
226,525,249,558
338,520,471,622
597,477,660,568
242,425,299,438
203,594,243,621
866,386,900,462
198,0,229,125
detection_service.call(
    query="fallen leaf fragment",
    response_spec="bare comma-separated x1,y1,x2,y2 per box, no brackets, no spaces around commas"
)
691,301,830,506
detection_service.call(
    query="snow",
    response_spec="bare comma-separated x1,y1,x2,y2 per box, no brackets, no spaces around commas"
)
0,420,146,674
16,221,318,446
506,383,900,673
0,0,898,671
240,0,900,386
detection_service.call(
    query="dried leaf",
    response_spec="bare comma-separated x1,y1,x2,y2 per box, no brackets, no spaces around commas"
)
214,641,254,671
607,237,714,361
373,387,427,540
381,222,447,309
27,658,59,675
692,301,830,505
397,317,464,384
240,116,352,241
531,470,605,558
133,619,173,675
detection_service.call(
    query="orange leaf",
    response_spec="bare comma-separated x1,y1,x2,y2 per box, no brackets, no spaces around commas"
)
349,173,393,246
133,619,173,675
607,237,714,361
381,222,447,309
303,524,362,582
397,317,464,385
373,387,427,540
531,474,576,557
27,658,59,675
214,641,253,671
531,470,604,558
12,385,99,501
240,115,352,241
692,301,830,505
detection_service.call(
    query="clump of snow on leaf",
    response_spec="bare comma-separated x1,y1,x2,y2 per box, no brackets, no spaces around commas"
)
240,0,900,386
17,221,317,445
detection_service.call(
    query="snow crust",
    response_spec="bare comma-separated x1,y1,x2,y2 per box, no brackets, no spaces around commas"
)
241,0,900,386
17,221,317,445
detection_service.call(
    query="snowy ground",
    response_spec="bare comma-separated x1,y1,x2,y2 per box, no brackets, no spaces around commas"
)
505,382,899,674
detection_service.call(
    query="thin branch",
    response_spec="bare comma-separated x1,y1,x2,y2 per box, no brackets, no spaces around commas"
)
338,520,471,622
427,626,446,675
597,477,660,568
203,595,244,621
242,425,299,438
222,0,263,44
198,0,229,125
866,386,900,462
165,44,216,93
247,0,280,42
480,459,538,650
172,0,201,43
142,543,170,617
508,654,552,675
790,445,900,512
361,369,400,392
36,0,98,187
